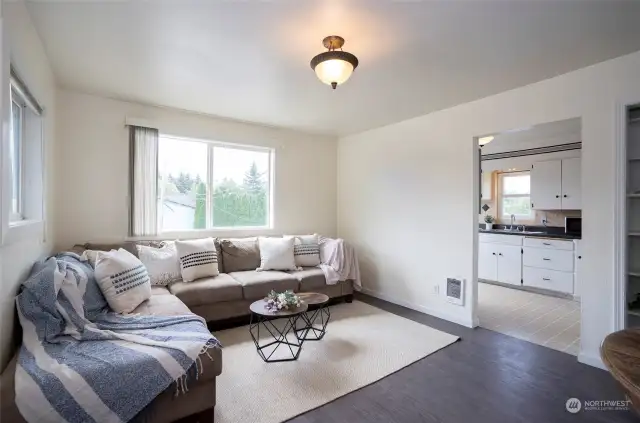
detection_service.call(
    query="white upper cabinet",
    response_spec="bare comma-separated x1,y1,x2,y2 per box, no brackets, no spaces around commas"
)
561,157,582,209
531,160,562,210
530,158,581,210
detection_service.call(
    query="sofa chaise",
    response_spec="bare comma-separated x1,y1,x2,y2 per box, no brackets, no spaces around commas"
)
0,237,354,423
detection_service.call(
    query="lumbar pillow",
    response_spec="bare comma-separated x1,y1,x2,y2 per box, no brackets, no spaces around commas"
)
284,234,321,267
94,248,152,314
137,241,181,286
175,238,219,282
257,237,298,271
220,237,260,272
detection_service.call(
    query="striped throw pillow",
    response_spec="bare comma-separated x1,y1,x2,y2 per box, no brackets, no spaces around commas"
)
94,248,152,313
175,238,220,282
285,234,321,267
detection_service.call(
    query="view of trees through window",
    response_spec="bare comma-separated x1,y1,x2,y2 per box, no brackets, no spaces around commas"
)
158,136,270,231
501,172,532,218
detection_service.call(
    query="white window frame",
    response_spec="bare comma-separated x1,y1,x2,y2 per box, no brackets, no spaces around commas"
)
498,171,534,222
1,66,46,246
9,85,25,222
157,134,274,234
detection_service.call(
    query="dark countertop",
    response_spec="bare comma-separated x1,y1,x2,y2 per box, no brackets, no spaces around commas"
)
479,224,581,240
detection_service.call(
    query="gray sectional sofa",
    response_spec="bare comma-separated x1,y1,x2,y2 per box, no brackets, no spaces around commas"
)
0,237,353,423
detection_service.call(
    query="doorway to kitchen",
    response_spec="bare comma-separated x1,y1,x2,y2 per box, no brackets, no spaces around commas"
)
476,118,582,356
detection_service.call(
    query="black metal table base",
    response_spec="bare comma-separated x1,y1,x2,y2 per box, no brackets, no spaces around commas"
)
295,305,330,341
249,313,303,362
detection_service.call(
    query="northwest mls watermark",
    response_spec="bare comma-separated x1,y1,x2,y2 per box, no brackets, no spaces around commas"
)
566,398,632,413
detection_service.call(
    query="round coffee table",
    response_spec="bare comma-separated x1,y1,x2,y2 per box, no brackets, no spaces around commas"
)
295,293,330,341
249,299,308,363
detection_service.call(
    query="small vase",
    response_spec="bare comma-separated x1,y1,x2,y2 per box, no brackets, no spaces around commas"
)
485,223,493,230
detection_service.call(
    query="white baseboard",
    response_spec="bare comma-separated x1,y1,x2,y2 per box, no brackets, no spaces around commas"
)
578,351,607,371
360,287,475,328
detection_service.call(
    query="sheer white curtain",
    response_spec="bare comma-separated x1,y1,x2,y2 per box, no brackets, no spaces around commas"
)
130,125,158,237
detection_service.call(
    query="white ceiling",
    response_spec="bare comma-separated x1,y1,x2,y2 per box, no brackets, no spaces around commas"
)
24,0,640,136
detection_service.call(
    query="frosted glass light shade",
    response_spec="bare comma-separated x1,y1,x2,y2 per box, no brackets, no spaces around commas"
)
310,48,359,89
314,59,354,87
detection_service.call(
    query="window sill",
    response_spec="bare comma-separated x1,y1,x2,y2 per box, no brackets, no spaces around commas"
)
4,220,44,247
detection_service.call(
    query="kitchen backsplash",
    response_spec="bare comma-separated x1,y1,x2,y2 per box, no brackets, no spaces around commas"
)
479,200,581,226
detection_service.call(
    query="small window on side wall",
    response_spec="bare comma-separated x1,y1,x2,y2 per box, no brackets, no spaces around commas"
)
9,86,25,222
499,172,533,221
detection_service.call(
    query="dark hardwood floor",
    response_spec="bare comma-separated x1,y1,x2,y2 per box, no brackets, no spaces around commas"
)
287,293,637,423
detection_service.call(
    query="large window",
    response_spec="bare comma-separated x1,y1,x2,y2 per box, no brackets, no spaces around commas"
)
499,172,533,220
157,135,272,232
9,86,25,222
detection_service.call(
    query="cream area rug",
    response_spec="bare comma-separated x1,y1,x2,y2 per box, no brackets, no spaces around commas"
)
213,300,459,423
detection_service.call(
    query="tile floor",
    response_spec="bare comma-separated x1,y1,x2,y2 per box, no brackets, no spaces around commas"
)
478,282,580,355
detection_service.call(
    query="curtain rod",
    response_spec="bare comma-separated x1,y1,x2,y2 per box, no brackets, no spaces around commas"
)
10,65,44,115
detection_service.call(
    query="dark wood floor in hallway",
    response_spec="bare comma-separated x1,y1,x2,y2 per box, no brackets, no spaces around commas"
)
288,294,637,423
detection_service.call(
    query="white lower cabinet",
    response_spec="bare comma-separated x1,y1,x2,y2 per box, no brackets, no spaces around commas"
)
479,234,577,295
479,235,522,286
496,244,523,286
523,266,574,294
478,242,498,281
521,238,575,294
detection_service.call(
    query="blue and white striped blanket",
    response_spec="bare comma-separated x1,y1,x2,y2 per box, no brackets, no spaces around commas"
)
15,253,220,423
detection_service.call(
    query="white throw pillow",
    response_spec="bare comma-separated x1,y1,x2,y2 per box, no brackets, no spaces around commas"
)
94,248,152,314
257,237,298,271
175,238,219,282
81,249,103,268
137,242,182,286
284,234,321,267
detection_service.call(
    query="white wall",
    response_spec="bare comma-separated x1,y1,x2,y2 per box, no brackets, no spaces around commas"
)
338,49,640,368
55,90,337,248
0,0,57,371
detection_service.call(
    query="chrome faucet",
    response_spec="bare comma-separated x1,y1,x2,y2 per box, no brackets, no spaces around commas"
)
510,214,516,230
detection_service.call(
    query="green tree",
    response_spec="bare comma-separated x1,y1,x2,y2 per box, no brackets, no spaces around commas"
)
174,172,194,194
243,162,265,194
193,182,207,229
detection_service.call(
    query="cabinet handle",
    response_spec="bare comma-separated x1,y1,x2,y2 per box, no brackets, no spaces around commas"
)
556,195,560,198
543,278,551,281
543,242,551,246
492,252,496,255
543,258,551,261
498,253,503,256
563,195,568,198
578,255,582,259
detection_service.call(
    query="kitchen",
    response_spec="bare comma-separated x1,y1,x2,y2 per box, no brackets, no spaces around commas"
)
476,118,582,356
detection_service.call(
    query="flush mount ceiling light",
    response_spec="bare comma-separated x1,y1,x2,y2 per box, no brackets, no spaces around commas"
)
478,136,495,147
310,36,359,89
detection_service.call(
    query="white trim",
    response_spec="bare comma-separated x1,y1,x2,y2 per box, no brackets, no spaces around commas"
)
578,351,607,371
360,287,475,328
613,97,640,333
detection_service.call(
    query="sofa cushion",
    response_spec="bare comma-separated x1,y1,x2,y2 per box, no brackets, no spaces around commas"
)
228,270,299,299
132,290,192,316
220,237,260,272
151,285,172,296
214,238,224,273
169,274,243,307
289,267,327,290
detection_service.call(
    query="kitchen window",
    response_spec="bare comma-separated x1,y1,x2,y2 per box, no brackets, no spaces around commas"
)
499,171,533,220
130,128,273,236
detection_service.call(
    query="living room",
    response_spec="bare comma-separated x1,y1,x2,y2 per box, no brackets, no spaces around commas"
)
3,1,640,423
